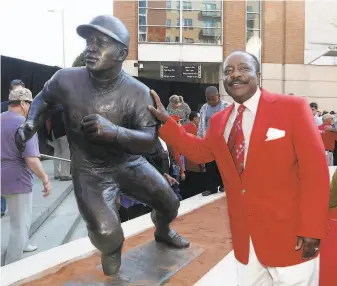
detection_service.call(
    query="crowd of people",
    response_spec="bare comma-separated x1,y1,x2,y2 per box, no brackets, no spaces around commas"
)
310,102,337,166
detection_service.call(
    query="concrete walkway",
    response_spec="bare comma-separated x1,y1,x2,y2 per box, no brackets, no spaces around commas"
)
1,160,73,264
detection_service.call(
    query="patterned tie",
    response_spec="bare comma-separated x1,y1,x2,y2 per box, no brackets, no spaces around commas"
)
227,105,246,175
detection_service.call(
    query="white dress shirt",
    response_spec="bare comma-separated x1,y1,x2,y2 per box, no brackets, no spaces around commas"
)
159,137,170,166
314,115,323,126
224,89,261,166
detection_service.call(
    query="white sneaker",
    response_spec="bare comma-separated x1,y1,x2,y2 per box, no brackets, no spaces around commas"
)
23,244,38,252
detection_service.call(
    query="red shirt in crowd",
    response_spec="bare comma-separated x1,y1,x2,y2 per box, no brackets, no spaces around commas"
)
319,123,337,151
182,122,204,172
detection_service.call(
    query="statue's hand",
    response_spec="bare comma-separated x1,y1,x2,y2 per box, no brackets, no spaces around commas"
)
15,122,34,152
148,90,170,123
81,114,118,142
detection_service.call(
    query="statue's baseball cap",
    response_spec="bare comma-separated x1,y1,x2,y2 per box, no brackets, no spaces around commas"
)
77,15,130,48
9,88,33,102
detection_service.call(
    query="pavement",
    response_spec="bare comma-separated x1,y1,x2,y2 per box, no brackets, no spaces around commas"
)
1,160,73,265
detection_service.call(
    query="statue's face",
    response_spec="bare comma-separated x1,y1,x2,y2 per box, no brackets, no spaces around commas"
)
84,29,126,72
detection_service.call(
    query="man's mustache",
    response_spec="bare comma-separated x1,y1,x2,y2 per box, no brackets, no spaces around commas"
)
228,79,247,86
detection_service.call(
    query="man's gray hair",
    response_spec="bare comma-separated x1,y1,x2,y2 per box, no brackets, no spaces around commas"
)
322,113,334,122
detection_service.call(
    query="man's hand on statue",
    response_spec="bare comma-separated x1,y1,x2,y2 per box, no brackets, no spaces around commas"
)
163,173,179,186
295,236,320,260
81,114,118,142
148,90,170,123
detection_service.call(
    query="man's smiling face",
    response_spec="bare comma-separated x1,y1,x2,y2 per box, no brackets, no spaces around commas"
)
223,51,261,104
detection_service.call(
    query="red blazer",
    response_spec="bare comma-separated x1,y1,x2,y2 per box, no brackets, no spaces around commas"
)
183,122,198,136
183,123,203,172
160,89,330,267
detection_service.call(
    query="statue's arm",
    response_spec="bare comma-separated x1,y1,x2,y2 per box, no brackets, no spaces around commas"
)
81,85,159,154
17,71,63,145
115,125,157,154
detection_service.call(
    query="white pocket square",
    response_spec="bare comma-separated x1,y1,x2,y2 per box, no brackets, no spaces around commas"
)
265,128,285,141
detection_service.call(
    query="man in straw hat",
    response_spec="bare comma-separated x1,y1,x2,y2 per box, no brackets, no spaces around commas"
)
1,88,51,265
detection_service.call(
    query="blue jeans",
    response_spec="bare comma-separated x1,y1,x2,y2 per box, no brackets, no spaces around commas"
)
1,196,6,215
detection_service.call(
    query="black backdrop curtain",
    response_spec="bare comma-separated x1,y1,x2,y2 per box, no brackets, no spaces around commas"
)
1,56,61,154
1,56,218,111
136,77,219,112
1,56,61,101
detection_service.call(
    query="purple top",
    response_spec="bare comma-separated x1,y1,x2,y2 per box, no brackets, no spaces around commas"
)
1,111,40,194
120,195,145,209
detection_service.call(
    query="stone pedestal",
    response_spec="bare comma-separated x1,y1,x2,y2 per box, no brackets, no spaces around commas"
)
63,240,204,285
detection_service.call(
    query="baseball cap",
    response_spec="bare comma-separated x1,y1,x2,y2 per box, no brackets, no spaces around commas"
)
77,15,130,48
9,88,33,102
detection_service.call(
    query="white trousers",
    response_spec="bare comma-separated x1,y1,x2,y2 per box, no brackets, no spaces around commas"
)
3,192,33,265
326,151,334,166
237,238,319,286
50,135,70,177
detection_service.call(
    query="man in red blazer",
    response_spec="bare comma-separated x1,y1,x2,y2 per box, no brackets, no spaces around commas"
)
148,51,330,285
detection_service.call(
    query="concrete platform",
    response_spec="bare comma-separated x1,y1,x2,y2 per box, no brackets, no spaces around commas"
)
194,251,237,286
21,192,80,260
1,160,73,264
1,193,225,286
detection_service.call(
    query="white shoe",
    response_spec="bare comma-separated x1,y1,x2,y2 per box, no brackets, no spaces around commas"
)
23,244,38,252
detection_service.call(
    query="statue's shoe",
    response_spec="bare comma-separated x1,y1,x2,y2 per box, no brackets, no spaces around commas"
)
155,229,190,248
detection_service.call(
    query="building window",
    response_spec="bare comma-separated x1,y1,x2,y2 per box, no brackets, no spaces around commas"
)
184,19,192,27
183,1,192,10
246,0,262,64
138,0,222,44
203,3,216,10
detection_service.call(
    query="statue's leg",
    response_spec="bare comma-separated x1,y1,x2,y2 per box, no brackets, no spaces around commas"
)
118,158,190,248
71,168,124,277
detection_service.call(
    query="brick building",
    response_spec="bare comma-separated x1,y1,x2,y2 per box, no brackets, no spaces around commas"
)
114,0,337,110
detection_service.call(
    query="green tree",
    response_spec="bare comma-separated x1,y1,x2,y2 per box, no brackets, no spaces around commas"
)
72,51,85,67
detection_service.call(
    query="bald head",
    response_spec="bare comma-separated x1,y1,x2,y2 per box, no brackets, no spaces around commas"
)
224,50,260,74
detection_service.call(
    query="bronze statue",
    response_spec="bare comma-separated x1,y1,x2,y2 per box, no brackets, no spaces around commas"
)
15,15,189,281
